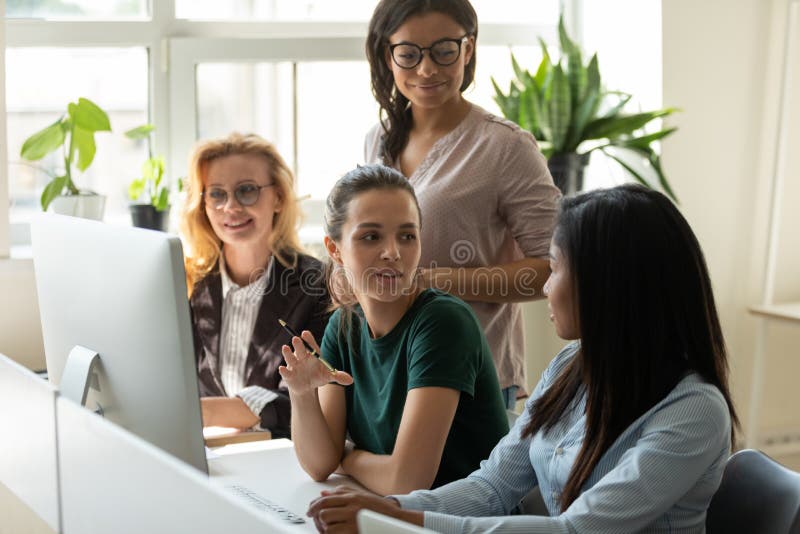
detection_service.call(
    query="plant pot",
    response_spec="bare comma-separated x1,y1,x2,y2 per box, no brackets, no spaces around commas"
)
547,152,591,196
49,193,106,220
130,205,170,231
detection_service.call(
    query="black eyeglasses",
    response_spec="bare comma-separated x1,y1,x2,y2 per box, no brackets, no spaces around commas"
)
203,182,274,209
388,35,469,69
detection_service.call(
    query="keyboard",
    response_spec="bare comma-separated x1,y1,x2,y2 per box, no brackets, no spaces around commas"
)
227,484,306,524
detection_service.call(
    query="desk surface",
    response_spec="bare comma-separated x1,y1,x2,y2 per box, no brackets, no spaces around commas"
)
208,439,365,532
749,302,800,322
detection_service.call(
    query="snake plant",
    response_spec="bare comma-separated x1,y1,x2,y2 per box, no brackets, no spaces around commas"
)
491,16,679,202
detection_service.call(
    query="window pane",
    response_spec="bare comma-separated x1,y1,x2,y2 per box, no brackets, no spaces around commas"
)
296,62,377,198
176,0,378,21
196,62,295,174
472,0,559,25
177,0,559,23
195,61,378,200
6,0,147,19
6,48,149,226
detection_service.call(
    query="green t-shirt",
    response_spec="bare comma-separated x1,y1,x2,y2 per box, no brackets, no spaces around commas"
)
320,289,509,487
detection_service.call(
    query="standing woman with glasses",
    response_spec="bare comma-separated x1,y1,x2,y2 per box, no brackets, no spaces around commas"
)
181,132,330,438
365,0,562,409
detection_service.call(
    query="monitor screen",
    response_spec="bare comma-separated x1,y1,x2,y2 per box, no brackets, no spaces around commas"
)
31,214,207,473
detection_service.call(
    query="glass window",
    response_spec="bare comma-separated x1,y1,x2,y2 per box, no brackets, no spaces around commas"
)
472,0,560,25
196,60,378,199
176,0,559,23
6,48,149,226
176,0,378,21
581,0,662,191
6,0,147,19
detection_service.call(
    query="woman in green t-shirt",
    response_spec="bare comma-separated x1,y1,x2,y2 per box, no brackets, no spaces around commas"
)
279,164,509,496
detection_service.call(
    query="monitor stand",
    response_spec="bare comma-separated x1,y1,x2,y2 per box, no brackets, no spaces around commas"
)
60,345,101,411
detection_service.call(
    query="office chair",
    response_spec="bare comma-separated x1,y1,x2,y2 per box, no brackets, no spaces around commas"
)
706,449,800,533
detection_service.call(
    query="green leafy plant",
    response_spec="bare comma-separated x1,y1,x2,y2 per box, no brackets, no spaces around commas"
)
124,124,176,212
491,16,679,202
20,97,112,210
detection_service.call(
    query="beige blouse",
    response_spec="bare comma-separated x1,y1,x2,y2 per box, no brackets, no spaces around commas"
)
365,104,561,393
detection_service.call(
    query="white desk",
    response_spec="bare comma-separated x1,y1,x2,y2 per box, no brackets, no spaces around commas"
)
57,397,311,534
208,439,365,531
0,353,59,532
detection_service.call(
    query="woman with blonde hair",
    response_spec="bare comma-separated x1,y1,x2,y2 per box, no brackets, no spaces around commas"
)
182,132,329,438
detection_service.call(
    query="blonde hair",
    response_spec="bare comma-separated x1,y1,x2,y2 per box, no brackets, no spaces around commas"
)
181,132,303,295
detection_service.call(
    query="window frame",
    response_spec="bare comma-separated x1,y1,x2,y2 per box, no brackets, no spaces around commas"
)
1,0,579,256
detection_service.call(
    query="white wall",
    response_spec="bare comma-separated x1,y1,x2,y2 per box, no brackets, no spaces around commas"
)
0,260,45,370
662,0,800,465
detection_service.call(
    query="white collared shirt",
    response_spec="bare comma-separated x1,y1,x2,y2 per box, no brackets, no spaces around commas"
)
216,254,278,417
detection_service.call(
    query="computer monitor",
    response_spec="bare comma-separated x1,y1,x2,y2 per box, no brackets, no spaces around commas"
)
31,213,207,473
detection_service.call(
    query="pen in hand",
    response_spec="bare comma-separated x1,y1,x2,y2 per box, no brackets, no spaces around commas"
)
278,319,337,374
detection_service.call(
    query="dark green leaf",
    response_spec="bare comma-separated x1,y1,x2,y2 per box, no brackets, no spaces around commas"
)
583,108,677,140
534,54,550,89
586,54,600,99
548,65,571,151
598,91,632,120
565,90,599,152
69,97,111,132
601,148,651,186
511,53,526,83
531,84,550,142
41,175,68,211
124,124,155,140
566,48,586,102
20,119,66,161
518,86,533,132
647,151,679,203
601,147,679,203
491,77,513,120
558,14,579,57
537,37,551,66
619,128,678,150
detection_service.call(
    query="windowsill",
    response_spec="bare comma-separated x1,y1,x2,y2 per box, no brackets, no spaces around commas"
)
6,226,326,262
9,244,32,260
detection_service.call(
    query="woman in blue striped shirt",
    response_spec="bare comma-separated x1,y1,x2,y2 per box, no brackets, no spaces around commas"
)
306,184,740,533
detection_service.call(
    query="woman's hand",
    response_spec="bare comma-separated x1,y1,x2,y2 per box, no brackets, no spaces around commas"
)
278,331,353,396
307,486,423,533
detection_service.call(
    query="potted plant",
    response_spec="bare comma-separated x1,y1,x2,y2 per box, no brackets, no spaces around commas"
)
491,16,679,201
20,97,112,218
124,124,177,231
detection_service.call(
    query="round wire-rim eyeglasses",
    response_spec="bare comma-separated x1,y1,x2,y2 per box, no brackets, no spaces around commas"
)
202,183,275,209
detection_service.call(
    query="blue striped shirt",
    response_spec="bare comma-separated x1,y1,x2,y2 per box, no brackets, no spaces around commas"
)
393,342,731,533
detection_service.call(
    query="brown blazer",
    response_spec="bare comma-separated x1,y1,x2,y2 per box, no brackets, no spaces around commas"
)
190,253,330,438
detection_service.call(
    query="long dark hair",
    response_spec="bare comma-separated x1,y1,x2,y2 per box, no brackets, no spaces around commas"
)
522,184,739,511
323,164,421,343
366,0,478,165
